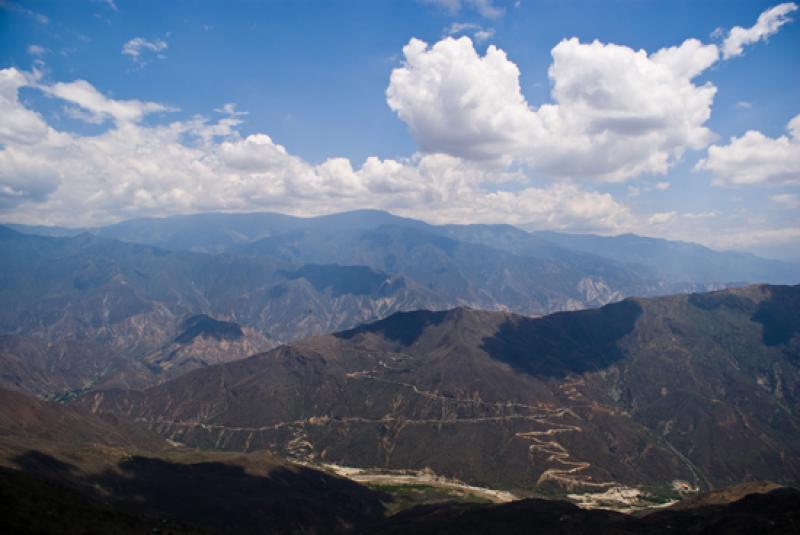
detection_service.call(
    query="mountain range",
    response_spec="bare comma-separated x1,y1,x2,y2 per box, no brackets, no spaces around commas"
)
1,212,799,531
3,210,797,398
83,284,800,496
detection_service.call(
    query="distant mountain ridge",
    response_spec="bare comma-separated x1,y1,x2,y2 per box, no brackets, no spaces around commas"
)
2,211,797,397
532,229,797,284
7,209,797,284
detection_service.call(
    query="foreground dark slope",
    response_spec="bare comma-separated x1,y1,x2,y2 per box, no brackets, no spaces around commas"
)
0,387,386,534
363,485,800,535
1,390,797,533
85,284,800,493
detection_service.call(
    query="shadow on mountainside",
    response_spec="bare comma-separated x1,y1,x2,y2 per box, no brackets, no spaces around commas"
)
480,299,642,378
751,285,800,348
689,285,800,361
7,450,385,534
335,309,448,346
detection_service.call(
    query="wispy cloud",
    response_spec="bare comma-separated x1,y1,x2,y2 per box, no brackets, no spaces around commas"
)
444,22,495,42
770,193,800,209
27,45,49,58
423,0,503,19
721,2,798,59
0,0,48,24
121,37,168,66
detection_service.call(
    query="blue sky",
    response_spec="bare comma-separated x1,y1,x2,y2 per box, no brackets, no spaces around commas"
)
0,0,798,260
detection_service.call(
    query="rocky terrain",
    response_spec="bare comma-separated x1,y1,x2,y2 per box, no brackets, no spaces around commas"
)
0,225,442,396
1,387,798,534
83,284,800,498
3,210,797,398
0,387,387,534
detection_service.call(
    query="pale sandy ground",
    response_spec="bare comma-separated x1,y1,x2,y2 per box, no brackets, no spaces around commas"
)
314,462,688,511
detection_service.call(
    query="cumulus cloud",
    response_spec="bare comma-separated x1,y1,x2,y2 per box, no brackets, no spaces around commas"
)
0,67,638,232
387,36,718,182
722,2,797,59
696,114,800,186
0,68,50,145
121,37,168,66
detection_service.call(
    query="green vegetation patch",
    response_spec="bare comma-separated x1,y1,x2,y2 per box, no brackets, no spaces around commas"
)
367,483,492,515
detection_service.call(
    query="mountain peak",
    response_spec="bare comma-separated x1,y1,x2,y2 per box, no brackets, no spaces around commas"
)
174,314,244,344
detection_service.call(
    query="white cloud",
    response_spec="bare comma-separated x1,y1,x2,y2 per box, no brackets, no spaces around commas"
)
0,68,50,145
648,211,678,226
696,114,800,186
703,226,800,250
722,2,798,59
654,181,671,190
735,101,752,109
444,22,495,42
1,66,798,257
42,79,174,124
682,211,720,220
27,45,49,57
387,36,718,182
121,37,168,66
0,0,48,24
424,0,503,19
770,193,800,208
103,0,118,11
0,67,637,233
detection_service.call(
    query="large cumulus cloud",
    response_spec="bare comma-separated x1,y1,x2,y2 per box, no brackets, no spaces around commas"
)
696,114,800,186
0,68,634,230
387,35,718,182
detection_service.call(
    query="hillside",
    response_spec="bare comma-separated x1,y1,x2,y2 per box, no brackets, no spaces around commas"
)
0,387,387,534
0,227,441,396
83,284,800,496
4,211,797,397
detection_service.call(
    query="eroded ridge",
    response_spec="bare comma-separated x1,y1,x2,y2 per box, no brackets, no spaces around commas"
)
131,364,619,493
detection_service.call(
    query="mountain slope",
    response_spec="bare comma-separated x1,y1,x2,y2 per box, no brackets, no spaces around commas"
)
0,387,387,534
0,227,443,396
83,284,800,494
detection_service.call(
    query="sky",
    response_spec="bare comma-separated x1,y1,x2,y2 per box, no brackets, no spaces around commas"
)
0,0,798,261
